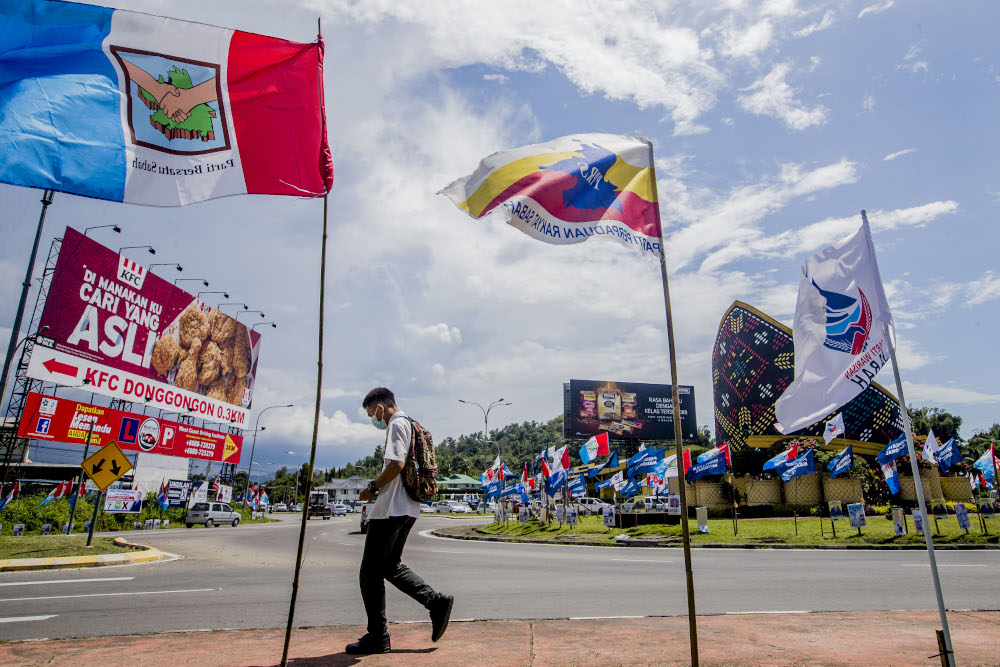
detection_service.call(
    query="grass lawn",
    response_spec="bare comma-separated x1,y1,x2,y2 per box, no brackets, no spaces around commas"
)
472,513,1000,547
0,535,134,560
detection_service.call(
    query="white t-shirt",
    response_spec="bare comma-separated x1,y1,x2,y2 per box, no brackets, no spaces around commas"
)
369,411,420,520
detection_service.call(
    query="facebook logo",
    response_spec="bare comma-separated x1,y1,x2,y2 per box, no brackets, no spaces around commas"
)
36,417,51,434
119,418,139,444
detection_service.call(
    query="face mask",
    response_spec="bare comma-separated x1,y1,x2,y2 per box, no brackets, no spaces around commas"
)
371,405,388,430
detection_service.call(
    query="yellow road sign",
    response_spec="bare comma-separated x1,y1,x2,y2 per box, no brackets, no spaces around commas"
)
222,435,239,461
82,441,133,491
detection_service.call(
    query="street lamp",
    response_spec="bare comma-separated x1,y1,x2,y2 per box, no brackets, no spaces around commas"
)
218,302,248,311
253,322,277,330
237,310,265,320
287,450,307,504
0,326,50,421
197,290,229,301
118,245,155,255
242,404,294,506
459,398,512,511
176,278,209,287
149,263,182,273
84,224,121,236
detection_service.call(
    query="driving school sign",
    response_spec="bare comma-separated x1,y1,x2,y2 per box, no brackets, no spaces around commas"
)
17,392,242,463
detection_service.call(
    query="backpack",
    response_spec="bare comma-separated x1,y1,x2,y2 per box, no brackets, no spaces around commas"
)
401,417,438,502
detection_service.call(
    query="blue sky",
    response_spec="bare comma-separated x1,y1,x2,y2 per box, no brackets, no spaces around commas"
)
2,0,998,477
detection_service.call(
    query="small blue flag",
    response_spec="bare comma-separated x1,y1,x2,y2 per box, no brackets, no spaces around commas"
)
628,449,665,478
568,475,587,496
619,479,640,497
595,476,616,491
827,446,853,480
544,470,567,496
936,439,963,474
588,449,619,478
777,449,815,483
876,433,908,466
686,449,728,482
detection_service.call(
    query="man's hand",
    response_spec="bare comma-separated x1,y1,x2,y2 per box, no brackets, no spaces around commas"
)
359,489,374,502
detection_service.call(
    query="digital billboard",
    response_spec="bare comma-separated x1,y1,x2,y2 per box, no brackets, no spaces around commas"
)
26,227,261,426
17,392,242,463
563,379,697,441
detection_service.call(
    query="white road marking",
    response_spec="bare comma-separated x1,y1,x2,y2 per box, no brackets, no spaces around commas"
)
901,564,987,567
726,610,809,615
0,588,215,603
0,577,134,587
611,559,675,563
0,615,58,624
336,542,354,546
569,615,645,620
434,550,466,554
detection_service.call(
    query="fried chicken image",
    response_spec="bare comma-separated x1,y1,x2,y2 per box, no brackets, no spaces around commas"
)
178,305,210,347
232,329,251,378
197,340,223,385
209,310,236,343
218,337,235,376
205,377,228,402
227,375,246,406
150,335,180,376
174,338,202,391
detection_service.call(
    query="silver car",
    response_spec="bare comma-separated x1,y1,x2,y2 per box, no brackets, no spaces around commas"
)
186,502,241,528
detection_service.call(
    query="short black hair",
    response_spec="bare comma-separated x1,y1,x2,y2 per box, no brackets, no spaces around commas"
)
362,387,395,409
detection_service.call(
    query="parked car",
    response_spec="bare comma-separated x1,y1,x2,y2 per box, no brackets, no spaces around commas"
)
186,502,241,528
574,497,612,515
434,500,473,514
359,502,375,533
274,503,288,512
307,492,332,520
419,502,435,513
331,503,348,516
291,503,303,512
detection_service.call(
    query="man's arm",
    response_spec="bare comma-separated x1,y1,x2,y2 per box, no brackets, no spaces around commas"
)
359,459,404,502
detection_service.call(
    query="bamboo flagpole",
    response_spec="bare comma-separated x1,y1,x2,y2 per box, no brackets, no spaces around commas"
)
863,210,955,667
648,141,699,666
281,20,328,666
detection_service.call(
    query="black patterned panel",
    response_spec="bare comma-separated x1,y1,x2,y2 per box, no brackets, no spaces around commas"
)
712,301,904,453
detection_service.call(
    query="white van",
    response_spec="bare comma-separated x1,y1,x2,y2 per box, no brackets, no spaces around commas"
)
574,497,611,515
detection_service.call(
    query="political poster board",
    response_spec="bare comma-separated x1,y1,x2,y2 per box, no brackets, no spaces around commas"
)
216,483,233,503
104,489,143,513
930,498,948,516
40,524,52,535
167,479,193,507
518,507,529,524
566,506,578,525
696,506,709,533
189,481,208,505
603,506,616,527
13,524,24,536
556,505,565,523
891,507,906,536
828,501,843,521
27,227,261,426
667,495,681,516
913,510,924,533
978,501,994,519
847,503,866,528
955,503,971,531
564,379,697,441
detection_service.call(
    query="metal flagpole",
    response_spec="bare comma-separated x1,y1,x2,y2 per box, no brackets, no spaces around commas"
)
281,33,328,655
0,190,54,423
648,141,699,665
865,211,954,667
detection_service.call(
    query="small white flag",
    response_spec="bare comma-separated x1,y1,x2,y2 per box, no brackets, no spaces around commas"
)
921,429,941,464
824,414,846,446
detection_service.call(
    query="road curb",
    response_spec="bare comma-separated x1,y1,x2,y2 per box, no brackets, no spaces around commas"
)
429,529,1000,550
0,537,169,572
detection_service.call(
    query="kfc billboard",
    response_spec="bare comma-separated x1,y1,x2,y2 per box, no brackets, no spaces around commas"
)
17,392,241,463
563,379,697,441
27,227,260,426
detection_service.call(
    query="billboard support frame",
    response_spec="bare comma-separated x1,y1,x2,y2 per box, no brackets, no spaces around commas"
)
649,141,700,666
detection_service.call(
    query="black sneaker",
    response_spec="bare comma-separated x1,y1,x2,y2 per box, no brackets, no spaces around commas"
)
429,593,454,642
345,633,390,655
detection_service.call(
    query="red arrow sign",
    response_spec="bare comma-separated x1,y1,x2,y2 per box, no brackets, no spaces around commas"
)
42,358,78,377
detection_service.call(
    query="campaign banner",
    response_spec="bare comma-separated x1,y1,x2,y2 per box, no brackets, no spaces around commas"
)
216,483,233,503
28,227,261,426
167,479,193,507
564,379,697,441
104,489,143,513
17,392,241,463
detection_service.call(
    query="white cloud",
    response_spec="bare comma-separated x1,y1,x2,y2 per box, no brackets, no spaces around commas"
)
737,62,828,130
883,147,916,161
967,270,1000,306
404,322,463,344
483,73,508,84
720,20,774,60
902,382,1000,406
857,1,894,19
862,94,875,112
794,10,834,37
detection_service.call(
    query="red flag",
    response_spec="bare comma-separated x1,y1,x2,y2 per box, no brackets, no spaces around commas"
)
541,458,551,478
594,432,610,456
560,447,570,471
720,443,731,466
682,450,692,473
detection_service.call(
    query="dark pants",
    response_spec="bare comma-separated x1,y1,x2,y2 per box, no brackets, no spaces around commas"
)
360,516,437,637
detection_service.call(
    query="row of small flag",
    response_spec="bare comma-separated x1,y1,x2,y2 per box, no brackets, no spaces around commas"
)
0,479,87,510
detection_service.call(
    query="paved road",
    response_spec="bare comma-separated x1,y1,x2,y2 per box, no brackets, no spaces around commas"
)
0,513,997,641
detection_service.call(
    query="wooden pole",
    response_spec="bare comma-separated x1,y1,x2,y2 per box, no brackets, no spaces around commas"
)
649,140,699,667
280,43,328,659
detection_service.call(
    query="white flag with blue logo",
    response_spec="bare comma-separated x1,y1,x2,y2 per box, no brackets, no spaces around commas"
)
775,217,894,434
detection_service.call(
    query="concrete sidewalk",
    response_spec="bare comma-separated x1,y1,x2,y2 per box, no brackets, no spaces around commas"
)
2,611,998,666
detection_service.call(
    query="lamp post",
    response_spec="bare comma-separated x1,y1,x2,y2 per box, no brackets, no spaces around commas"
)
118,245,155,256
253,322,277,330
84,224,121,236
237,310,265,320
242,404,294,506
287,451,306,505
175,278,209,287
197,290,229,301
218,302,248,311
458,398,511,511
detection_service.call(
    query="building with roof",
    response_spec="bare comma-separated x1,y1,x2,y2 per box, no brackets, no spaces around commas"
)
315,476,371,504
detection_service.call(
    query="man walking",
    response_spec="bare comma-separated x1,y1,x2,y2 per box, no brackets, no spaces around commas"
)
347,387,454,655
